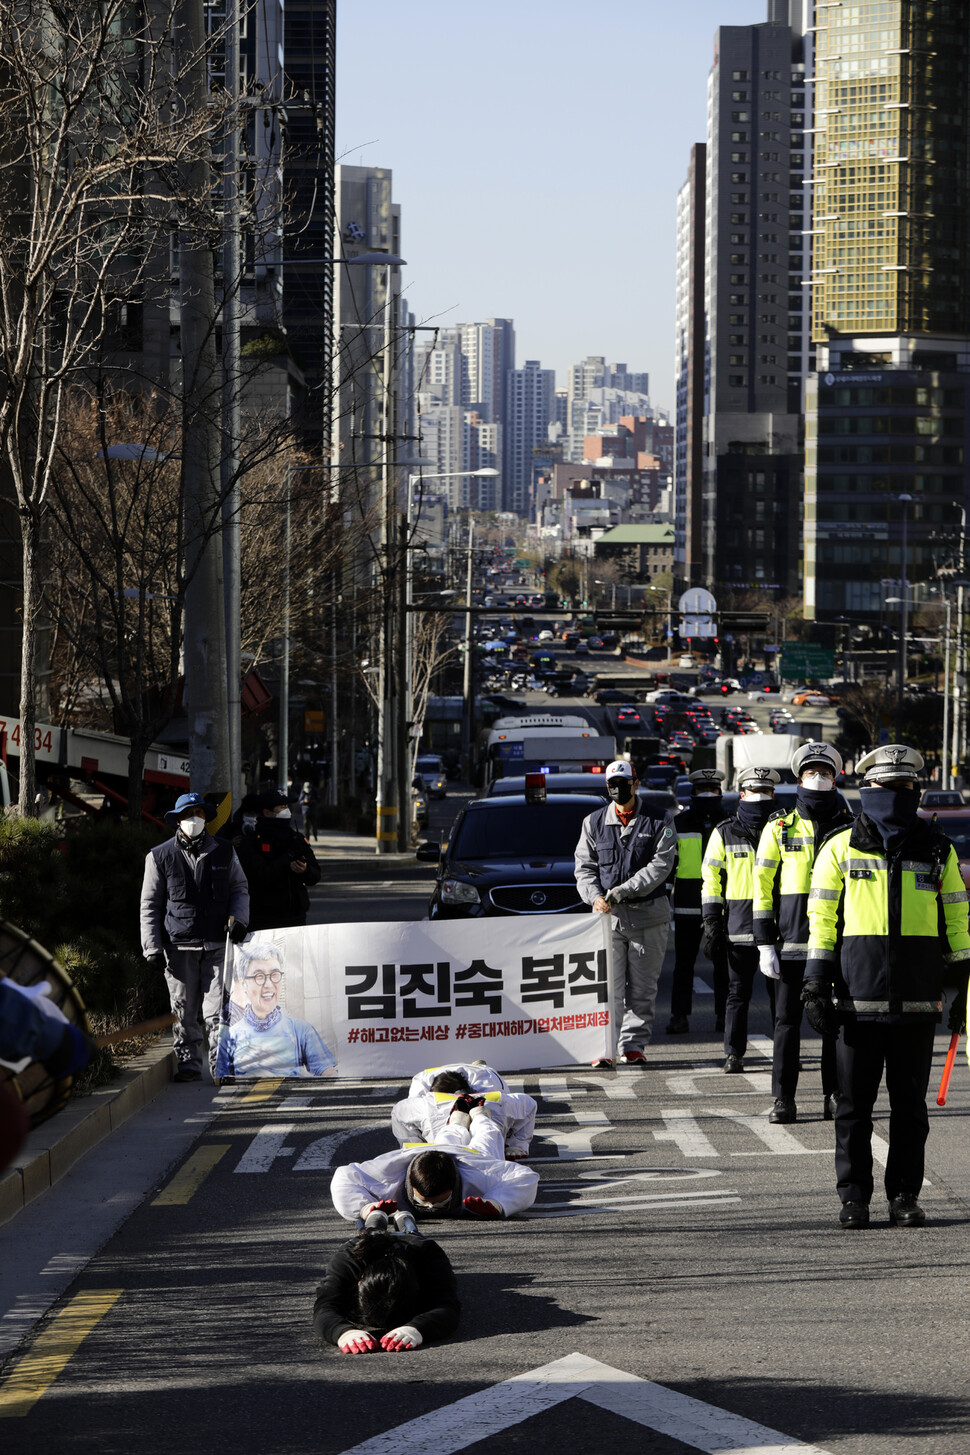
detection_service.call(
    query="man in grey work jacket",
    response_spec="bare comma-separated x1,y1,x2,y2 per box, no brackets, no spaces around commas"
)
140,792,250,1082
574,759,677,1067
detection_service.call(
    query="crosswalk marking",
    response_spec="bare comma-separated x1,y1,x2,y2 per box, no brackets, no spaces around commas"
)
234,1124,296,1173
0,1290,122,1418
653,1109,719,1159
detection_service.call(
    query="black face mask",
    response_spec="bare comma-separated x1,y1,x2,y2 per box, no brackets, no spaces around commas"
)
796,785,839,820
607,779,635,807
737,797,774,834
693,793,721,817
859,784,921,851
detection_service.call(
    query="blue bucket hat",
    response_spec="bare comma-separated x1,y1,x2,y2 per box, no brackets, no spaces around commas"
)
164,792,218,826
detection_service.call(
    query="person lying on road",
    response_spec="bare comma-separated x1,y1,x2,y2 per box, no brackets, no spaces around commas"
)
313,1224,460,1355
390,1061,537,1160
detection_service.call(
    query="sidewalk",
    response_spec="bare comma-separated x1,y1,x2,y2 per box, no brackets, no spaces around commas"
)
0,1042,174,1227
308,827,417,861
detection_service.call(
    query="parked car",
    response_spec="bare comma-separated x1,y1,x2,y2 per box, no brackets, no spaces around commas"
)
921,791,965,810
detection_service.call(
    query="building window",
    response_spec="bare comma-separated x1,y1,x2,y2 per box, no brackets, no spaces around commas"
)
729,375,745,386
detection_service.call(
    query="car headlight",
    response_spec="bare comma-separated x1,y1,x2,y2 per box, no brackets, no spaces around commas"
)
441,879,480,905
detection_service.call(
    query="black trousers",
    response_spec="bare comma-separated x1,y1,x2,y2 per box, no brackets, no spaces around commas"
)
724,943,775,1058
835,1019,936,1206
772,957,838,1100
670,917,728,1021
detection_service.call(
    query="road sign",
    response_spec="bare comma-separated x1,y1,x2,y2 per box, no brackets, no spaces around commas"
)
304,710,325,732
780,644,835,679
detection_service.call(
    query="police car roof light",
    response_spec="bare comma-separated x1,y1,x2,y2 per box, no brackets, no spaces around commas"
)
524,772,547,804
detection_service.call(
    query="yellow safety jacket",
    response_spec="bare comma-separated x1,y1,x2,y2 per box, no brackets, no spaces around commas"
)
701,818,761,944
807,816,970,1022
673,803,728,917
753,804,853,958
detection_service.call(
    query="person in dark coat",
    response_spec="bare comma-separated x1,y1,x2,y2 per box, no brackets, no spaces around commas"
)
313,1226,460,1354
236,788,321,930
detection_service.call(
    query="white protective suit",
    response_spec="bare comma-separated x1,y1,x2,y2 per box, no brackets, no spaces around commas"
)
390,1062,538,1159
330,1113,539,1221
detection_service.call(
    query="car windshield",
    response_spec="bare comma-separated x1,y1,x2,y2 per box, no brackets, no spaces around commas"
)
451,800,596,859
416,757,443,773
941,830,970,858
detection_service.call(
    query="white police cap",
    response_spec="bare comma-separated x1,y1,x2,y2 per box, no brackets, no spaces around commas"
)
791,741,843,778
856,744,924,784
737,766,781,791
689,768,724,787
605,759,635,780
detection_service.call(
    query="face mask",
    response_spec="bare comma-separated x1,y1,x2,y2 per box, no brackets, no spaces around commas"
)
801,774,834,793
276,807,292,820
797,784,839,820
179,816,206,838
860,784,921,851
737,796,774,833
607,779,635,805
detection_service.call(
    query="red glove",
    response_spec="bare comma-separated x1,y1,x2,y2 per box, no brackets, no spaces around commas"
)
337,1330,378,1354
462,1196,502,1219
360,1199,397,1218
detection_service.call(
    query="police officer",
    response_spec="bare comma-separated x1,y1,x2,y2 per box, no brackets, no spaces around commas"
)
702,766,779,1073
753,742,853,1124
667,769,729,1035
806,744,970,1229
575,758,678,1067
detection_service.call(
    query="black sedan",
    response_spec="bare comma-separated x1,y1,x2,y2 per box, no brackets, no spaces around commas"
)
420,793,604,919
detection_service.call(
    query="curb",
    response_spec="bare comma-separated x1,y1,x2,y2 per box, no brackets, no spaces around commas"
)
0,1042,174,1228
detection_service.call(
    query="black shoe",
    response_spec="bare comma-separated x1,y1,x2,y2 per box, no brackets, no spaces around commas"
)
173,1066,203,1083
715,1016,725,1033
768,1097,796,1124
666,1015,689,1035
823,1092,839,1121
839,1201,870,1230
723,1054,744,1074
888,1194,926,1228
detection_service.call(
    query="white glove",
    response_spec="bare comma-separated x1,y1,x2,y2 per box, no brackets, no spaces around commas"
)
380,1324,423,1352
758,945,781,980
338,1329,378,1354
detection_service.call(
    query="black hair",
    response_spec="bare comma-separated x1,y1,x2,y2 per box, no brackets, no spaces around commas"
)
347,1231,419,1333
410,1149,458,1199
430,1070,471,1095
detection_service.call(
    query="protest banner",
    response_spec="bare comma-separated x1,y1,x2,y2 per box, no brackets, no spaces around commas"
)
215,915,613,1078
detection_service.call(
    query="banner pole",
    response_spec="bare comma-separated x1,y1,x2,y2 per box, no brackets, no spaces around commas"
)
601,912,615,1061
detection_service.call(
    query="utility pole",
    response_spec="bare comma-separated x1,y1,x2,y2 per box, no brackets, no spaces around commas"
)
221,0,242,808
179,0,231,824
376,262,397,854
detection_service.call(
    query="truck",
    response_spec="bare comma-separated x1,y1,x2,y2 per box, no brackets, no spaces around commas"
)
716,732,802,790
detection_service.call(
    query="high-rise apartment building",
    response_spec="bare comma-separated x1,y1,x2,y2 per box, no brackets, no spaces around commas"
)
804,1,970,620
699,2,813,594
505,361,555,516
674,143,707,588
413,319,515,506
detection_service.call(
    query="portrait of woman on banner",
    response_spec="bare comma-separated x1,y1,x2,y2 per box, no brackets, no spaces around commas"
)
216,941,336,1077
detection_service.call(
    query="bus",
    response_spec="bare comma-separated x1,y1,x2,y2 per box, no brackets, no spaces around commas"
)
480,714,616,791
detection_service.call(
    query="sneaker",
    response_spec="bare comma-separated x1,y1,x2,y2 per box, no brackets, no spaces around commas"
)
591,1057,614,1069
173,1066,203,1083
839,1200,870,1230
888,1194,926,1228
666,1016,689,1035
768,1097,796,1124
723,1054,744,1074
823,1092,839,1121
619,1049,646,1065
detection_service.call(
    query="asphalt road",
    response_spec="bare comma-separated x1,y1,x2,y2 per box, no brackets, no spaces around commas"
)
4,942,970,1454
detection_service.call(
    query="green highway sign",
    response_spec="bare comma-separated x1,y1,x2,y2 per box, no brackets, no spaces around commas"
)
780,644,835,679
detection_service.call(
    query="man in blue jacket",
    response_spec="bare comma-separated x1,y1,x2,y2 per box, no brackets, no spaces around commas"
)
140,792,250,1082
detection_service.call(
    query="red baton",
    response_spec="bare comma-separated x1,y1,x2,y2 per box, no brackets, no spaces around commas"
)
937,1032,960,1107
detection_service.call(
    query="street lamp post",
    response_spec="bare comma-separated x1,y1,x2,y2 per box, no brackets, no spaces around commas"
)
898,493,913,737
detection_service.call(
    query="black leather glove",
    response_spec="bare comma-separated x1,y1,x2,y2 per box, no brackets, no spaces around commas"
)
228,921,249,944
802,982,840,1038
145,951,166,974
948,978,968,1035
701,918,727,960
42,1025,97,1079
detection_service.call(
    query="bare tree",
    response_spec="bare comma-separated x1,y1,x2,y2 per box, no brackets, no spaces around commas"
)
0,0,230,812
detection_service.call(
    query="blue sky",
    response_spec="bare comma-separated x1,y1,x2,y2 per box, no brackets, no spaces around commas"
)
336,1,768,412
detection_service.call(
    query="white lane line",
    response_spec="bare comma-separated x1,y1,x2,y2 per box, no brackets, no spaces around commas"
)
869,1131,931,1185
537,1076,587,1100
535,1110,611,1160
293,1125,386,1172
333,1352,832,1455
526,1193,741,1217
653,1109,719,1159
234,1124,296,1173
741,1071,773,1094
703,1108,828,1156
746,1034,774,1059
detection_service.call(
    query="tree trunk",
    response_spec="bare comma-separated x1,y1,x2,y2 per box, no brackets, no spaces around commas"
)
18,505,39,816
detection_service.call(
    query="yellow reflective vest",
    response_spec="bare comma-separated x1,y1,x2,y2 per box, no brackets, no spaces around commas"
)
807,817,970,1022
701,818,762,944
753,805,853,958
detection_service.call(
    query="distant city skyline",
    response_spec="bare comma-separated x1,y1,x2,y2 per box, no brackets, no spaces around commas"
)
335,0,767,414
